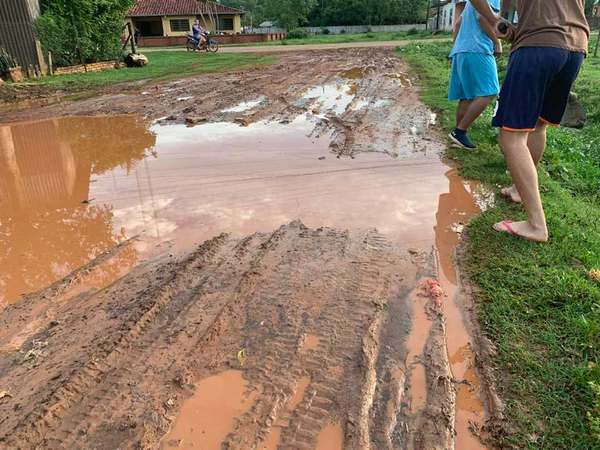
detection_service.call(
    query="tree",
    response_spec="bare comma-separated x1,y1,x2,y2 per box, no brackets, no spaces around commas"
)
308,0,429,27
261,0,317,29
219,0,265,27
36,0,135,67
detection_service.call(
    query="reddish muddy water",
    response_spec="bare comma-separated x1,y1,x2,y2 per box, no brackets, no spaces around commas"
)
0,113,493,448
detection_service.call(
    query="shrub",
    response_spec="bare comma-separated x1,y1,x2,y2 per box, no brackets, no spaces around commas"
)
340,29,346,34
0,48,18,73
286,28,309,39
321,27,330,35
35,0,134,67
406,28,419,35
366,32,375,38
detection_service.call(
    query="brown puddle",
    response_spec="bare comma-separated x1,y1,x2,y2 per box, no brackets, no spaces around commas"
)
301,334,320,353
161,370,255,449
340,67,372,80
315,422,344,450
0,115,451,306
435,170,488,449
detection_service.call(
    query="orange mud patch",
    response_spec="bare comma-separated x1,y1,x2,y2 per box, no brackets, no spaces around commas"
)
301,334,321,353
161,370,255,449
315,423,344,450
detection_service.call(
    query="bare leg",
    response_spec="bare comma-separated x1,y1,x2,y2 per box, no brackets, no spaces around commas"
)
457,95,496,131
502,120,547,203
456,100,471,128
494,130,549,242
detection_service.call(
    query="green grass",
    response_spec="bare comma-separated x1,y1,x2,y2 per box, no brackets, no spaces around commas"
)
23,52,275,90
275,30,450,46
140,31,451,50
399,42,600,448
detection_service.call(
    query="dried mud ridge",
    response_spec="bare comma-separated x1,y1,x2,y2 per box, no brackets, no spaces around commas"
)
0,221,478,449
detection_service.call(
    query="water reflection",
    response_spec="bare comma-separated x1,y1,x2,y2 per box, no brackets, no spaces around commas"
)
0,116,156,305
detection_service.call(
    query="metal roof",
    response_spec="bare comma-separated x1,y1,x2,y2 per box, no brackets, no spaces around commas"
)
128,0,244,17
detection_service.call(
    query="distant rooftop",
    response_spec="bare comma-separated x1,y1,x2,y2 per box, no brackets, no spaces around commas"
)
128,0,244,17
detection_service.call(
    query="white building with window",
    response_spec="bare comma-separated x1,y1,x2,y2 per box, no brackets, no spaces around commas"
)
429,0,464,32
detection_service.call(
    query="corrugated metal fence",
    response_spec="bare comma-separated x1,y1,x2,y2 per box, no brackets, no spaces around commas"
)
0,0,44,74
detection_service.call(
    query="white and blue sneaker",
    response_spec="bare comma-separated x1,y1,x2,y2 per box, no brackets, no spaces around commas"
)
449,129,477,150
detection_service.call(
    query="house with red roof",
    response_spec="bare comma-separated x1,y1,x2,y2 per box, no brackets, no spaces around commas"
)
126,0,244,39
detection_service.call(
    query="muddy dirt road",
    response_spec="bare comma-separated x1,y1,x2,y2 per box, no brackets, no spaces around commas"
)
0,48,498,449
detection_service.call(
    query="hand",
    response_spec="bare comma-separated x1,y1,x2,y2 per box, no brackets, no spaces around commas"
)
496,19,516,42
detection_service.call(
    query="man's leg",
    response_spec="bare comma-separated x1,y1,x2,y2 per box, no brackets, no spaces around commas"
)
502,119,547,202
494,130,548,242
456,100,471,126
457,95,496,131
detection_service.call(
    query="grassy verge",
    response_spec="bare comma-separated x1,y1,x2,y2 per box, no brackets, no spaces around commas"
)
139,31,451,51
19,52,275,90
399,42,600,448
255,30,450,46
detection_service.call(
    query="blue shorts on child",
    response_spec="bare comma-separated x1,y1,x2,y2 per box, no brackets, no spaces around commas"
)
448,53,500,101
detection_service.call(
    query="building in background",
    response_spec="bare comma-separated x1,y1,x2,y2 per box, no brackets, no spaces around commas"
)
429,0,459,32
0,0,46,75
126,0,244,40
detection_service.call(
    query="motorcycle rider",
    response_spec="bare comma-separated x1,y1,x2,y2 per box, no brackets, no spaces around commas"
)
192,20,208,49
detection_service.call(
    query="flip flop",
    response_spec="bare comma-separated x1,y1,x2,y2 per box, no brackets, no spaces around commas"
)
493,220,548,242
494,220,517,236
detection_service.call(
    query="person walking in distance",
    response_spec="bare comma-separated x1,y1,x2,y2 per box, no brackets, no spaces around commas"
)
448,0,502,150
470,0,590,242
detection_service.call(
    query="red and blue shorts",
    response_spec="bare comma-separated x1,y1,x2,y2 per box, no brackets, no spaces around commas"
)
492,47,585,132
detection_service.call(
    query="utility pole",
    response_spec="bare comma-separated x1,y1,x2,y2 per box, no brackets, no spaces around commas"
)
425,0,431,30
435,0,442,32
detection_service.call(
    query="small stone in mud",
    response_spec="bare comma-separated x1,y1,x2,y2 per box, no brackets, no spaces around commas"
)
182,106,195,114
235,117,250,127
185,116,207,124
318,156,326,160
49,320,60,327
166,115,177,121
408,248,419,255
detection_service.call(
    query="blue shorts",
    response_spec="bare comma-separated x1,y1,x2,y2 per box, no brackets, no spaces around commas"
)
492,47,585,131
448,53,500,101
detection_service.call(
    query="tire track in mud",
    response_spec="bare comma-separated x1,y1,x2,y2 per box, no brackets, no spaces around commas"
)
0,222,419,449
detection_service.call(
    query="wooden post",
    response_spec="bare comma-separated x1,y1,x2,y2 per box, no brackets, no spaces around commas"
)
127,22,137,54
436,0,442,31
595,28,599,58
48,51,53,75
425,0,431,31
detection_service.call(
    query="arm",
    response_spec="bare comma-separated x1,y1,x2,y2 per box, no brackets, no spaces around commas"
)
469,0,498,24
478,15,502,55
453,2,466,39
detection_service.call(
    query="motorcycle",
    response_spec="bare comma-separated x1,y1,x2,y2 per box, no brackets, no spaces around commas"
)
186,33,219,53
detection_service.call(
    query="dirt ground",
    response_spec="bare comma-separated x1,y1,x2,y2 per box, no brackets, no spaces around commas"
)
0,48,500,449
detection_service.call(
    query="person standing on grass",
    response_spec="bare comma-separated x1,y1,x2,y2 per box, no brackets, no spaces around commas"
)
448,0,502,150
470,0,590,242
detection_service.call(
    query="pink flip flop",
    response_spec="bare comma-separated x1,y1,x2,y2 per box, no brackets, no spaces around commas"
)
494,220,517,236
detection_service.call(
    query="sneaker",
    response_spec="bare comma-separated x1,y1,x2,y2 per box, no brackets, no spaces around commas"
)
449,129,476,150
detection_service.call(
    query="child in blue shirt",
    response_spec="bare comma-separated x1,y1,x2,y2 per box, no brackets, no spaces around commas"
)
448,0,501,149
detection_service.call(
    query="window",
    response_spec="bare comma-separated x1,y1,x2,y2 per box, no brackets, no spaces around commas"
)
170,19,190,32
219,17,234,30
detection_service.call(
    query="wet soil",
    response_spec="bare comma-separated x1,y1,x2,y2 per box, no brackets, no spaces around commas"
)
0,48,498,449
